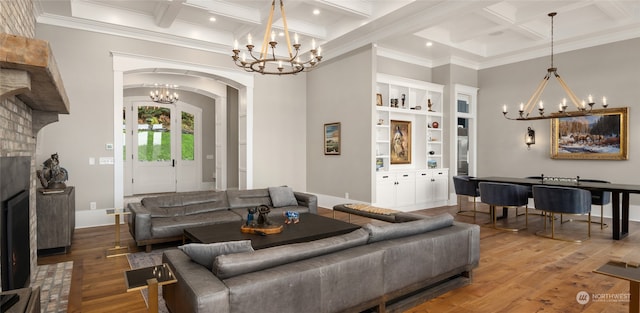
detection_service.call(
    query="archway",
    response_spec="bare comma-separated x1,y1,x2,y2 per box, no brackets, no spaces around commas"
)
111,52,254,208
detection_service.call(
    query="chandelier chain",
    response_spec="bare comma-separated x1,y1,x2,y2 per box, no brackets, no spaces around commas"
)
501,12,609,121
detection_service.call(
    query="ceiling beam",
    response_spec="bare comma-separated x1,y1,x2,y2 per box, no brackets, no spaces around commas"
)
316,0,371,18
184,0,261,24
154,0,186,28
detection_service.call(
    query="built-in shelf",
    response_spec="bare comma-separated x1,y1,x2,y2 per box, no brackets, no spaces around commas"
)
373,73,447,210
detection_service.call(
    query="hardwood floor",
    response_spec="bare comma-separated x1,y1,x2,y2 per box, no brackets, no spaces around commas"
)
38,202,640,313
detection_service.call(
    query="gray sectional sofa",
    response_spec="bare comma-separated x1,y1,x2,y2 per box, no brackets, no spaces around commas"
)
162,212,480,313
127,187,317,252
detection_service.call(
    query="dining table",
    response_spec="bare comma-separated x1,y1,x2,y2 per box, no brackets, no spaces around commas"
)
473,176,640,240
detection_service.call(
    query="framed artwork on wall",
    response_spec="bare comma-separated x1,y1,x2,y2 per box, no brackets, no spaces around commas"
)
551,107,629,160
324,122,341,155
390,120,411,164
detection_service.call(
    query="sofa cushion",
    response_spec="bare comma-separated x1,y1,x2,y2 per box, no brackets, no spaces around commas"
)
213,228,369,279
226,189,272,208
182,191,230,214
363,213,454,243
149,206,186,218
178,241,254,270
142,194,183,208
151,210,242,238
268,186,298,207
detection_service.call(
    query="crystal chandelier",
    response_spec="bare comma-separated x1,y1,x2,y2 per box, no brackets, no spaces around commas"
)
149,84,179,104
502,12,608,121
231,0,323,75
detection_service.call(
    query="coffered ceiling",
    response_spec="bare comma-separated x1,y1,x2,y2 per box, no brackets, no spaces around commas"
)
34,0,640,69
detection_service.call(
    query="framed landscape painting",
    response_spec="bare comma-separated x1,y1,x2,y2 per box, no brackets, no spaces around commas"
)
324,122,341,155
390,120,411,164
551,107,628,160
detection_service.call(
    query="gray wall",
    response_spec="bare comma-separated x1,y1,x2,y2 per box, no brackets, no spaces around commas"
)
377,56,432,82
307,45,375,201
226,86,239,189
433,64,479,171
478,38,640,201
251,73,307,190
36,24,307,218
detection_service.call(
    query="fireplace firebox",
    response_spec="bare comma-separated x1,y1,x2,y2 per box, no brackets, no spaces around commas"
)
0,156,31,291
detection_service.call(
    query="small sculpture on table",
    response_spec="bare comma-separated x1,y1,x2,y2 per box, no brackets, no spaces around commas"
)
37,153,69,190
283,211,300,224
240,204,283,235
256,205,272,225
246,207,257,226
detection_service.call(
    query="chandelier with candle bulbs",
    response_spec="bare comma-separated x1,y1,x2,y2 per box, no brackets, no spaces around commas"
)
231,0,322,75
502,12,609,121
149,84,179,104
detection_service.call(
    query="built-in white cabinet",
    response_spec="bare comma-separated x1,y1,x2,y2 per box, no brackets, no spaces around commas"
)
373,74,448,210
376,171,416,208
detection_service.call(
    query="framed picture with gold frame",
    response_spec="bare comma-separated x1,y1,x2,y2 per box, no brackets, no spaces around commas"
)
551,107,628,160
324,122,341,155
390,120,411,164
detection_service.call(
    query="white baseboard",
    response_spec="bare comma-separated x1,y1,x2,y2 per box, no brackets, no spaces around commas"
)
75,209,126,229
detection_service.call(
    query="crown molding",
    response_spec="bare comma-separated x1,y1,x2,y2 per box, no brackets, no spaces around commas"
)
36,13,230,55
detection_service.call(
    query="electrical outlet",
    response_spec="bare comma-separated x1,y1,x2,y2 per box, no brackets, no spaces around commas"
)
345,192,350,199
90,202,96,210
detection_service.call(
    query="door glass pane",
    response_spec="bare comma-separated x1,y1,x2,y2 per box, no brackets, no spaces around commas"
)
182,112,195,161
457,97,470,113
137,106,171,161
457,118,469,175
123,108,127,161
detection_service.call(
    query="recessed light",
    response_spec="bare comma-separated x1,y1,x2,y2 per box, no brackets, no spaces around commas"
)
426,41,433,47
313,9,320,15
279,31,285,37
209,17,216,22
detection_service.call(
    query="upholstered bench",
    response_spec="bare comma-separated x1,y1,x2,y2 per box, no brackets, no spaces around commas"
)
332,203,400,223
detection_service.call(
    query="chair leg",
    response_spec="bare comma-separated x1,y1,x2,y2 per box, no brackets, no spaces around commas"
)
589,212,592,238
551,212,555,239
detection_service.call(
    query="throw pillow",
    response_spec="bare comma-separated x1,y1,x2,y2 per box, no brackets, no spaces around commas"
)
178,241,254,270
269,186,298,207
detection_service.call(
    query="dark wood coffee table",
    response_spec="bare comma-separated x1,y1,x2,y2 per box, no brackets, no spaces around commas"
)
183,213,360,249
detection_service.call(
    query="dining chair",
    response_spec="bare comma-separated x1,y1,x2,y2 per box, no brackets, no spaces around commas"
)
453,176,486,219
532,185,592,242
478,182,530,231
579,179,611,229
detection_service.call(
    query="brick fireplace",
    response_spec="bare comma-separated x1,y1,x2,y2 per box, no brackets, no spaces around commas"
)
0,0,70,291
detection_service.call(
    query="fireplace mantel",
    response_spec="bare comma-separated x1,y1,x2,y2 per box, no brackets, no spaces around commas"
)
0,33,70,133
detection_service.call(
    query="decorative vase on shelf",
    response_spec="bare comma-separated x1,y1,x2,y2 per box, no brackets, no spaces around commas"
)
427,99,433,112
432,121,439,129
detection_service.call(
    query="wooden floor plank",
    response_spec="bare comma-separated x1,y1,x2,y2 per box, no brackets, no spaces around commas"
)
37,202,640,312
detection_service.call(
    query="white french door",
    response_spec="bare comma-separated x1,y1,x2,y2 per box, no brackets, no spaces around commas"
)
126,100,202,195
